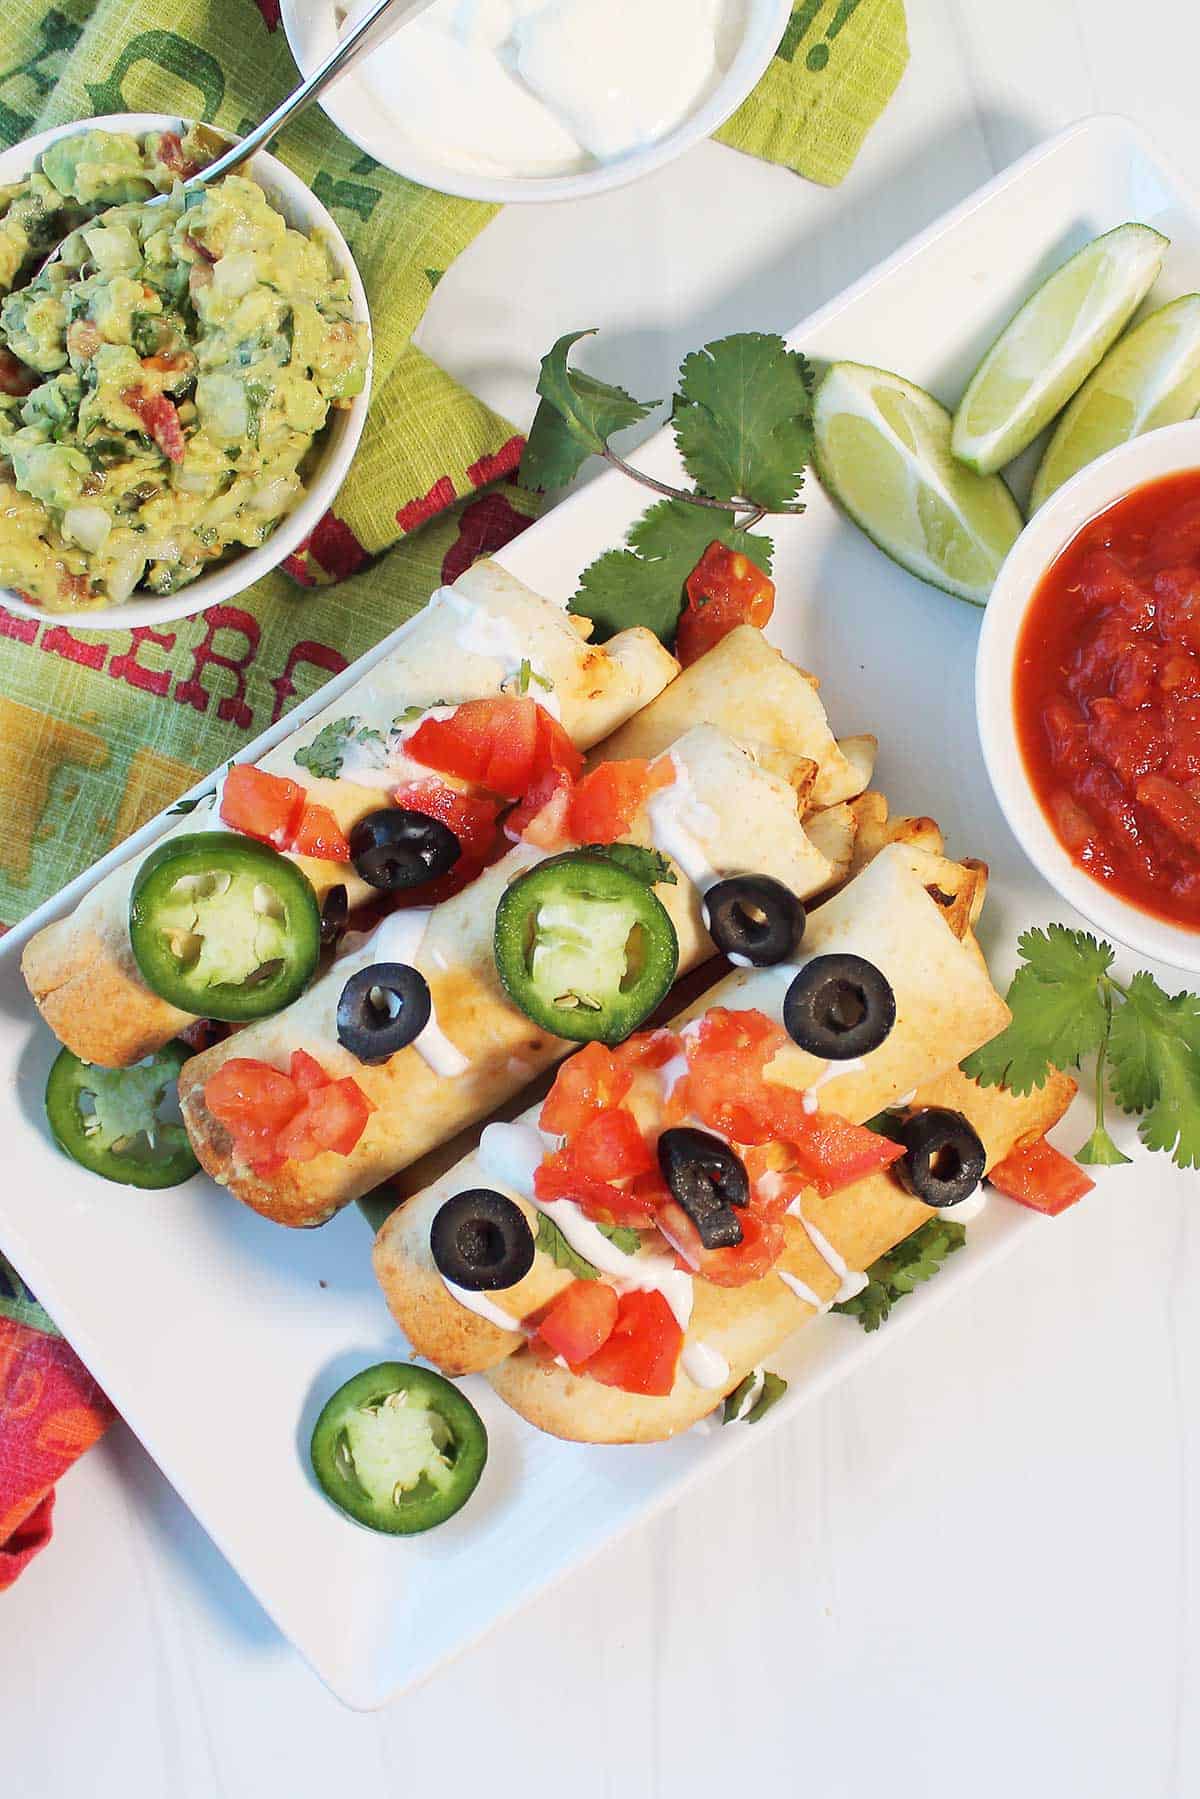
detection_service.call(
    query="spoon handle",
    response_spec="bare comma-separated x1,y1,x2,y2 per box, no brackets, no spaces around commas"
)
188,0,437,187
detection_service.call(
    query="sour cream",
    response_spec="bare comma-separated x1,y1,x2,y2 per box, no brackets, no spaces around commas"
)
338,0,745,180
648,752,721,894
358,910,470,1078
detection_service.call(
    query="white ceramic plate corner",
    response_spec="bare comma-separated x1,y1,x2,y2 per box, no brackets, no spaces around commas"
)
0,115,1194,1709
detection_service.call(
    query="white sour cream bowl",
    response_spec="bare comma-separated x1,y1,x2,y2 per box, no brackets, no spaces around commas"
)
281,0,793,203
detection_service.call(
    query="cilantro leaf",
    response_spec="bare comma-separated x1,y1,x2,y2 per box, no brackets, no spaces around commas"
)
294,717,357,781
673,333,813,511
520,330,658,492
833,1220,967,1332
581,843,676,888
534,1212,642,1275
535,1212,600,1280
1019,922,1114,986
1075,1124,1132,1166
571,498,773,645
597,1222,642,1254
962,926,1111,1094
1109,972,1200,1168
722,1369,788,1424
294,717,385,782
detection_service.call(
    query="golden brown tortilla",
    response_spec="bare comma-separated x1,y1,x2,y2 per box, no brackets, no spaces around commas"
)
181,727,843,1227
486,1066,1078,1443
21,561,677,1068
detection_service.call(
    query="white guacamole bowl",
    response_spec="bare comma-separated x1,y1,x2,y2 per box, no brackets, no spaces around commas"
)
0,112,372,631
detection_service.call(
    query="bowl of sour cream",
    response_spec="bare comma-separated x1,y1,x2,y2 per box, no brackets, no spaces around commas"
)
281,0,793,202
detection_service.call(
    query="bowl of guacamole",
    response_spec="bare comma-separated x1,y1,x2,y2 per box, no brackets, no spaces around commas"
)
0,114,371,623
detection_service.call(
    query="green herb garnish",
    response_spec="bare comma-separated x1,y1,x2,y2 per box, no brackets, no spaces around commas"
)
833,1220,967,1332
293,716,384,782
535,1212,641,1279
580,843,676,889
519,329,812,646
962,925,1200,1169
722,1369,789,1424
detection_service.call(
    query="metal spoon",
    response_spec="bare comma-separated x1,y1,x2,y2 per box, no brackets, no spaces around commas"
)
184,0,437,188
37,0,435,267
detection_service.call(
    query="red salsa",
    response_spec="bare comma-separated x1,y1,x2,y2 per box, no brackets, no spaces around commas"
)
1015,469,1200,931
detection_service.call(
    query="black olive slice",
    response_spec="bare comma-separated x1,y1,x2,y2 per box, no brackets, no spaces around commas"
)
893,1107,986,1209
349,807,461,893
783,953,896,1060
658,1126,749,1250
337,962,431,1063
431,1188,535,1292
320,882,348,947
704,875,805,968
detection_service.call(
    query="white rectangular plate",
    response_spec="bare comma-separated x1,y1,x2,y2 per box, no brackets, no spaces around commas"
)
0,116,1193,1710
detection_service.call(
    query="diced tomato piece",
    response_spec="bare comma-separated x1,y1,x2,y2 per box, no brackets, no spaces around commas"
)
220,764,306,849
205,1058,303,1140
288,1050,329,1094
567,757,674,845
276,1077,373,1164
612,1028,681,1072
405,697,533,797
1136,774,1200,847
580,1289,683,1396
534,1156,657,1228
784,1111,905,1197
0,347,36,396
505,765,574,848
988,1138,1095,1216
567,1107,655,1181
676,543,775,668
681,1006,788,1143
536,1279,619,1368
291,802,351,861
540,1042,634,1136
534,707,584,780
654,1197,785,1287
122,386,186,463
393,779,500,862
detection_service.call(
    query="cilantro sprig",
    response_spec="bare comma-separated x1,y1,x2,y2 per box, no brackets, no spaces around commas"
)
962,925,1200,1170
520,329,813,646
833,1219,967,1332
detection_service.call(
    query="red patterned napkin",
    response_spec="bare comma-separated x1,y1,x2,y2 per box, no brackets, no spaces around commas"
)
0,1308,114,1589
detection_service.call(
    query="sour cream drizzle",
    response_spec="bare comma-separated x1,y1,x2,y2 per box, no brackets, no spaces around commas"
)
648,752,720,894
361,910,469,1078
800,1057,865,1114
783,1195,869,1307
442,1278,524,1333
939,1187,989,1223
433,586,561,716
681,1341,731,1390
476,1120,694,1329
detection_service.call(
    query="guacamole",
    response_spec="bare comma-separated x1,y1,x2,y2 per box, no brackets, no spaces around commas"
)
0,127,369,610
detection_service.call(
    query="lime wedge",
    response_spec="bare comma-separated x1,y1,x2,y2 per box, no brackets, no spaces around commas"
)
812,361,1023,607
951,223,1169,474
1030,294,1200,509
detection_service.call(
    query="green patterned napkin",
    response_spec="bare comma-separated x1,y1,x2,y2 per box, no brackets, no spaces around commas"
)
0,0,907,929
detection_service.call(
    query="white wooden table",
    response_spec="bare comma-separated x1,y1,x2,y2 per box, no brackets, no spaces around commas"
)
7,3,1200,1792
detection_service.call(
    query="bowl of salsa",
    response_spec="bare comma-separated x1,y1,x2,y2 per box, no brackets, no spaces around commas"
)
978,419,1200,972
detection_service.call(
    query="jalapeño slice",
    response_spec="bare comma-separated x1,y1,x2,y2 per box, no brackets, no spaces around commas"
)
494,851,678,1046
129,832,321,1021
45,1041,199,1189
310,1362,488,1535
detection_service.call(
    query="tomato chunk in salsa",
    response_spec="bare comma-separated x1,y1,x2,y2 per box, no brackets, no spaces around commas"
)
1015,469,1200,931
